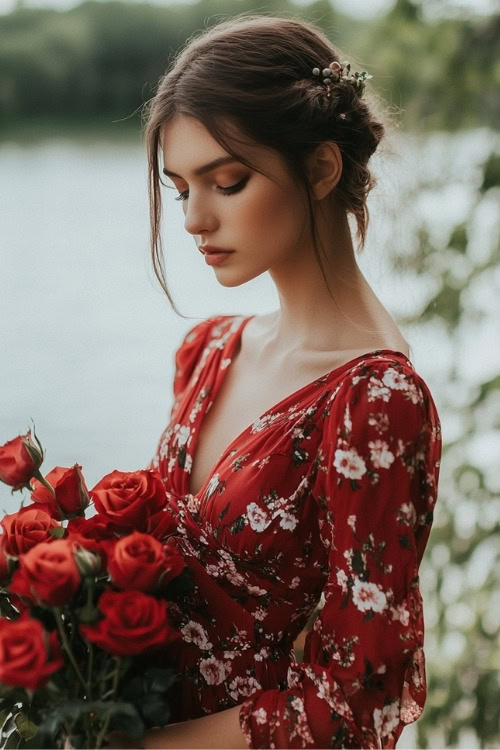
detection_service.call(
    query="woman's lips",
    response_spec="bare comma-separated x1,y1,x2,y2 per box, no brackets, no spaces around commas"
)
199,250,234,255
203,251,234,266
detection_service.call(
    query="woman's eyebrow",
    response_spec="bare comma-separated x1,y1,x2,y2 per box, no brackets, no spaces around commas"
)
162,156,238,178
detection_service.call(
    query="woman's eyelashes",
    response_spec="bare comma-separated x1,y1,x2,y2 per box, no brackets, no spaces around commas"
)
172,175,250,202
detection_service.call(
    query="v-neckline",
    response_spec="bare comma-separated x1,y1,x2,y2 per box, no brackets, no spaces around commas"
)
186,314,412,498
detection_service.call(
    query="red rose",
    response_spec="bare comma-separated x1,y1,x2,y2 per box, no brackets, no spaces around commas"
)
90,470,166,531
1,506,60,556
31,464,90,519
79,589,179,656
67,514,117,543
146,508,178,542
9,539,81,607
108,531,184,592
66,515,118,564
0,535,12,584
0,614,63,690
0,430,44,491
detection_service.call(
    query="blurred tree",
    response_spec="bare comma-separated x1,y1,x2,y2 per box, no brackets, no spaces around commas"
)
390,144,500,748
0,0,498,131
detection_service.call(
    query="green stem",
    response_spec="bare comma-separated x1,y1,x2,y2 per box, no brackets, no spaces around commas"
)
87,641,94,697
33,469,56,497
81,594,95,749
95,657,121,749
82,580,95,697
53,607,88,694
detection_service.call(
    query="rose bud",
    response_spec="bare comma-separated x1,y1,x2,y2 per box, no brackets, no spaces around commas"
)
31,464,90,519
1,506,61,556
0,429,44,492
90,469,167,531
72,544,102,577
0,614,64,690
9,538,81,607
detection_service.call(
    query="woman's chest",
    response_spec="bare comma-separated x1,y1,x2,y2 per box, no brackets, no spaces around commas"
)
189,356,315,497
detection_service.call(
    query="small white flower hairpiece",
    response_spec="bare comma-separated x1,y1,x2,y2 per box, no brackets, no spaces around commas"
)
312,60,373,97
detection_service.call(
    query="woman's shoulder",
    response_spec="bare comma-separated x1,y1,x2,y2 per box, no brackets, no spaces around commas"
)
176,313,248,350
332,349,439,434
338,349,433,401
319,350,442,501
172,313,243,396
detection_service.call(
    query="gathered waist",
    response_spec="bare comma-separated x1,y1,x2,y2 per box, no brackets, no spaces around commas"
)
165,638,295,723
167,536,298,650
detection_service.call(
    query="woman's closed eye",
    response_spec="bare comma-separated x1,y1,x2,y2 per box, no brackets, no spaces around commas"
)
171,176,250,202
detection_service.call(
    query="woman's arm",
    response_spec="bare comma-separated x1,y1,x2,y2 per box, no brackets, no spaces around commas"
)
107,704,248,749
238,360,442,748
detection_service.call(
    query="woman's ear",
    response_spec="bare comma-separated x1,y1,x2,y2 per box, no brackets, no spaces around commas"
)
305,141,343,200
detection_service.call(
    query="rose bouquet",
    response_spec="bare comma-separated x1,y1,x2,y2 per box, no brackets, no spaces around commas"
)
0,428,188,749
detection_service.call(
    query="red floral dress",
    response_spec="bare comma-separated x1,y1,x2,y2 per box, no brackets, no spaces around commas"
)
149,314,442,748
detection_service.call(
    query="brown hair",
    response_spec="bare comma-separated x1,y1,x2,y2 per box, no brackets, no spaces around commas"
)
143,14,387,316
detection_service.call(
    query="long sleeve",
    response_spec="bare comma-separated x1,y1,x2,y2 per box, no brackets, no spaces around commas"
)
239,358,442,748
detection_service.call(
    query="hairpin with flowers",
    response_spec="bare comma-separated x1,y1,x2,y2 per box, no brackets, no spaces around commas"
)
312,60,373,98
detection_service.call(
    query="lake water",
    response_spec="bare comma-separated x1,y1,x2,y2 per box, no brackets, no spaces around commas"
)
1,128,498,510
1,128,499,748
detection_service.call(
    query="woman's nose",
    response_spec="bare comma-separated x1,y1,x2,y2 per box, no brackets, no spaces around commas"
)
183,194,217,236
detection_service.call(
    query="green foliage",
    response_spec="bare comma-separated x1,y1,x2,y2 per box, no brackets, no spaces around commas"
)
0,0,498,133
14,714,37,742
481,151,500,192
36,698,144,743
389,143,500,748
117,667,176,728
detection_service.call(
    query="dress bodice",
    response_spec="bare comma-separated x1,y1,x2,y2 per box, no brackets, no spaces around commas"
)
148,315,442,748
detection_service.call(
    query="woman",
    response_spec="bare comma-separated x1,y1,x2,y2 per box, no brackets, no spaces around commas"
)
116,14,442,749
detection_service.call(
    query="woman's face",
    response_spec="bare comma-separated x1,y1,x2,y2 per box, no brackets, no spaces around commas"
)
161,115,312,287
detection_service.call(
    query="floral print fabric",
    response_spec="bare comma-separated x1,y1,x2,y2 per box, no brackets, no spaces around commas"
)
149,314,442,748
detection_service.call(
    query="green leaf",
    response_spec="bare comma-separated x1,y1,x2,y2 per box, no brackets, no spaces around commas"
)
75,603,101,625
107,705,144,740
472,374,500,406
480,151,500,192
48,527,66,539
144,667,176,694
119,675,144,703
14,714,37,741
139,694,170,727
5,730,20,749
0,593,21,620
449,223,468,253
37,701,81,736
421,283,461,327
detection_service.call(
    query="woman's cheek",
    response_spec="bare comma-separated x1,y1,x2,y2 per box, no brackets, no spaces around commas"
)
237,183,286,233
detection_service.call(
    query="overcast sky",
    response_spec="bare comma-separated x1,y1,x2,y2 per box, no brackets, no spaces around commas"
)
0,0,497,17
